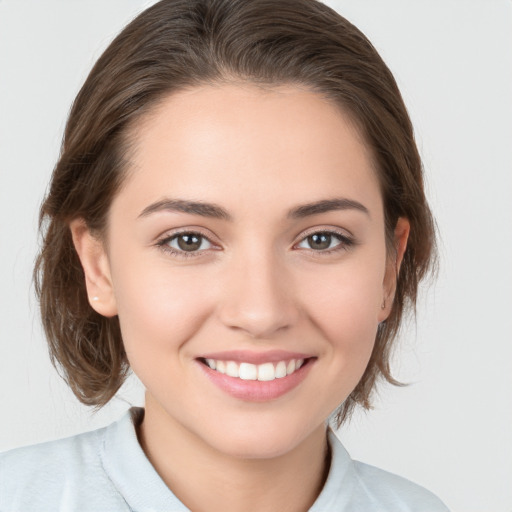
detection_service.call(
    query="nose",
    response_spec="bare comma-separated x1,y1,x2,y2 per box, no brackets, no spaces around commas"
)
217,249,299,339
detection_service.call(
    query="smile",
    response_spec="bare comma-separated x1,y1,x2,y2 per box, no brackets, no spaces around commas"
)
202,358,305,381
197,353,315,401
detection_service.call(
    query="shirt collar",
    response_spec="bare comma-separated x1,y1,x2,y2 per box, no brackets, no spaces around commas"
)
101,408,355,512
100,407,188,512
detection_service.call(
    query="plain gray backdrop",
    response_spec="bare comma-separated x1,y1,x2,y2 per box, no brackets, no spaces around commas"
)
1,1,511,511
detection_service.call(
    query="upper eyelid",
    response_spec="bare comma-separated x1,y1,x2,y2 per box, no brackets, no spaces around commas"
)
157,227,217,243
157,226,352,254
297,225,352,239
293,230,353,252
158,226,350,241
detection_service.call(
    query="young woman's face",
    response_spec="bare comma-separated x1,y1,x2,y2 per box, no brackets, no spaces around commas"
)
94,84,403,457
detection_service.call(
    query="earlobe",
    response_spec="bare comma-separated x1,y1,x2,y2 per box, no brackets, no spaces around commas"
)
379,217,410,322
69,219,118,318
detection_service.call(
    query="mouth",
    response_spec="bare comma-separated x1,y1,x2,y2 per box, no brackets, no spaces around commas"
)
198,357,308,381
196,353,316,401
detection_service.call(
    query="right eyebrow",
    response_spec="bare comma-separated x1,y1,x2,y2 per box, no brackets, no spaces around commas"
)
138,199,232,221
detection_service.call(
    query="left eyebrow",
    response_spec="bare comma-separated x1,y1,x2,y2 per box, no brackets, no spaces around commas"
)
287,198,370,219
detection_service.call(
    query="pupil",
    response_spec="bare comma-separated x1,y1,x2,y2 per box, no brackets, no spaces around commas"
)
177,234,201,251
309,233,331,250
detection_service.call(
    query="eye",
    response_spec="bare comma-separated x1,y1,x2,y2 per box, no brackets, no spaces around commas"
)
296,231,353,252
158,231,214,255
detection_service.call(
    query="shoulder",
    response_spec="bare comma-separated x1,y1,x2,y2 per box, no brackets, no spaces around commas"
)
317,430,450,512
0,420,128,512
0,424,102,472
351,460,450,511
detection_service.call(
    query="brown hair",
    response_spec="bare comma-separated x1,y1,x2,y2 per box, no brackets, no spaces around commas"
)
34,0,436,424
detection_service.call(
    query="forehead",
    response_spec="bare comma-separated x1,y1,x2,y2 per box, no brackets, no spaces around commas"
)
117,83,382,220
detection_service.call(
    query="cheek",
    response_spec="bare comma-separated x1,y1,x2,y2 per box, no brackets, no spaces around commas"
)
299,258,384,357
110,257,214,364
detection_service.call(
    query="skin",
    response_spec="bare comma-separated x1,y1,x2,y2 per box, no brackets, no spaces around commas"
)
71,83,409,512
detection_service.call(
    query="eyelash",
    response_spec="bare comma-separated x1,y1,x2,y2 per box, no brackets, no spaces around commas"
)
156,230,214,259
156,228,355,259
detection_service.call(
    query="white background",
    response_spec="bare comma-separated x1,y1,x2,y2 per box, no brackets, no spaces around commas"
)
1,1,511,511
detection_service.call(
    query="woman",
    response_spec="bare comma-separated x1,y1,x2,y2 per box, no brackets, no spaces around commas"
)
0,0,449,510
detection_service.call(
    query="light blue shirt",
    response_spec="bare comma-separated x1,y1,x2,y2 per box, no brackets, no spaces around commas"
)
0,407,449,511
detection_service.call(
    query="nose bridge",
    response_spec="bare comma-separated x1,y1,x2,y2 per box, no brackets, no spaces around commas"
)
217,240,298,338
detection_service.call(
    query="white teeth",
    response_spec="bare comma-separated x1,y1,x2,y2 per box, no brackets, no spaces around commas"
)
275,361,287,378
239,362,258,380
216,360,226,374
257,362,275,381
225,361,239,378
205,358,307,381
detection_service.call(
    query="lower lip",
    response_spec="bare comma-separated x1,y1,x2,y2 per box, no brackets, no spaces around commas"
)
197,359,314,402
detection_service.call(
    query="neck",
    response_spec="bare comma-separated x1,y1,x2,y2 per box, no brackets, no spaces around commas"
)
136,396,330,512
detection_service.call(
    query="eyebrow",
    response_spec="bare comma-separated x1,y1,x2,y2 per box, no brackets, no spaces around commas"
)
139,198,232,220
287,198,369,219
138,197,369,220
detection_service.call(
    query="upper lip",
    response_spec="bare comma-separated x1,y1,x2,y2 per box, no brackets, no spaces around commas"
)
197,350,313,365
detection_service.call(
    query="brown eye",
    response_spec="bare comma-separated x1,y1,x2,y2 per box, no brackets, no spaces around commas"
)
296,231,352,253
177,234,202,251
165,232,212,253
307,233,333,250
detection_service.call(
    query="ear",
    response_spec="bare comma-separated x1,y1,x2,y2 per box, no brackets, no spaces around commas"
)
379,217,410,322
69,218,118,317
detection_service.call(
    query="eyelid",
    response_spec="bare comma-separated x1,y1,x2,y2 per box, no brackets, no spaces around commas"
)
296,225,354,241
293,226,356,254
155,227,220,258
156,226,218,243
155,225,355,259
